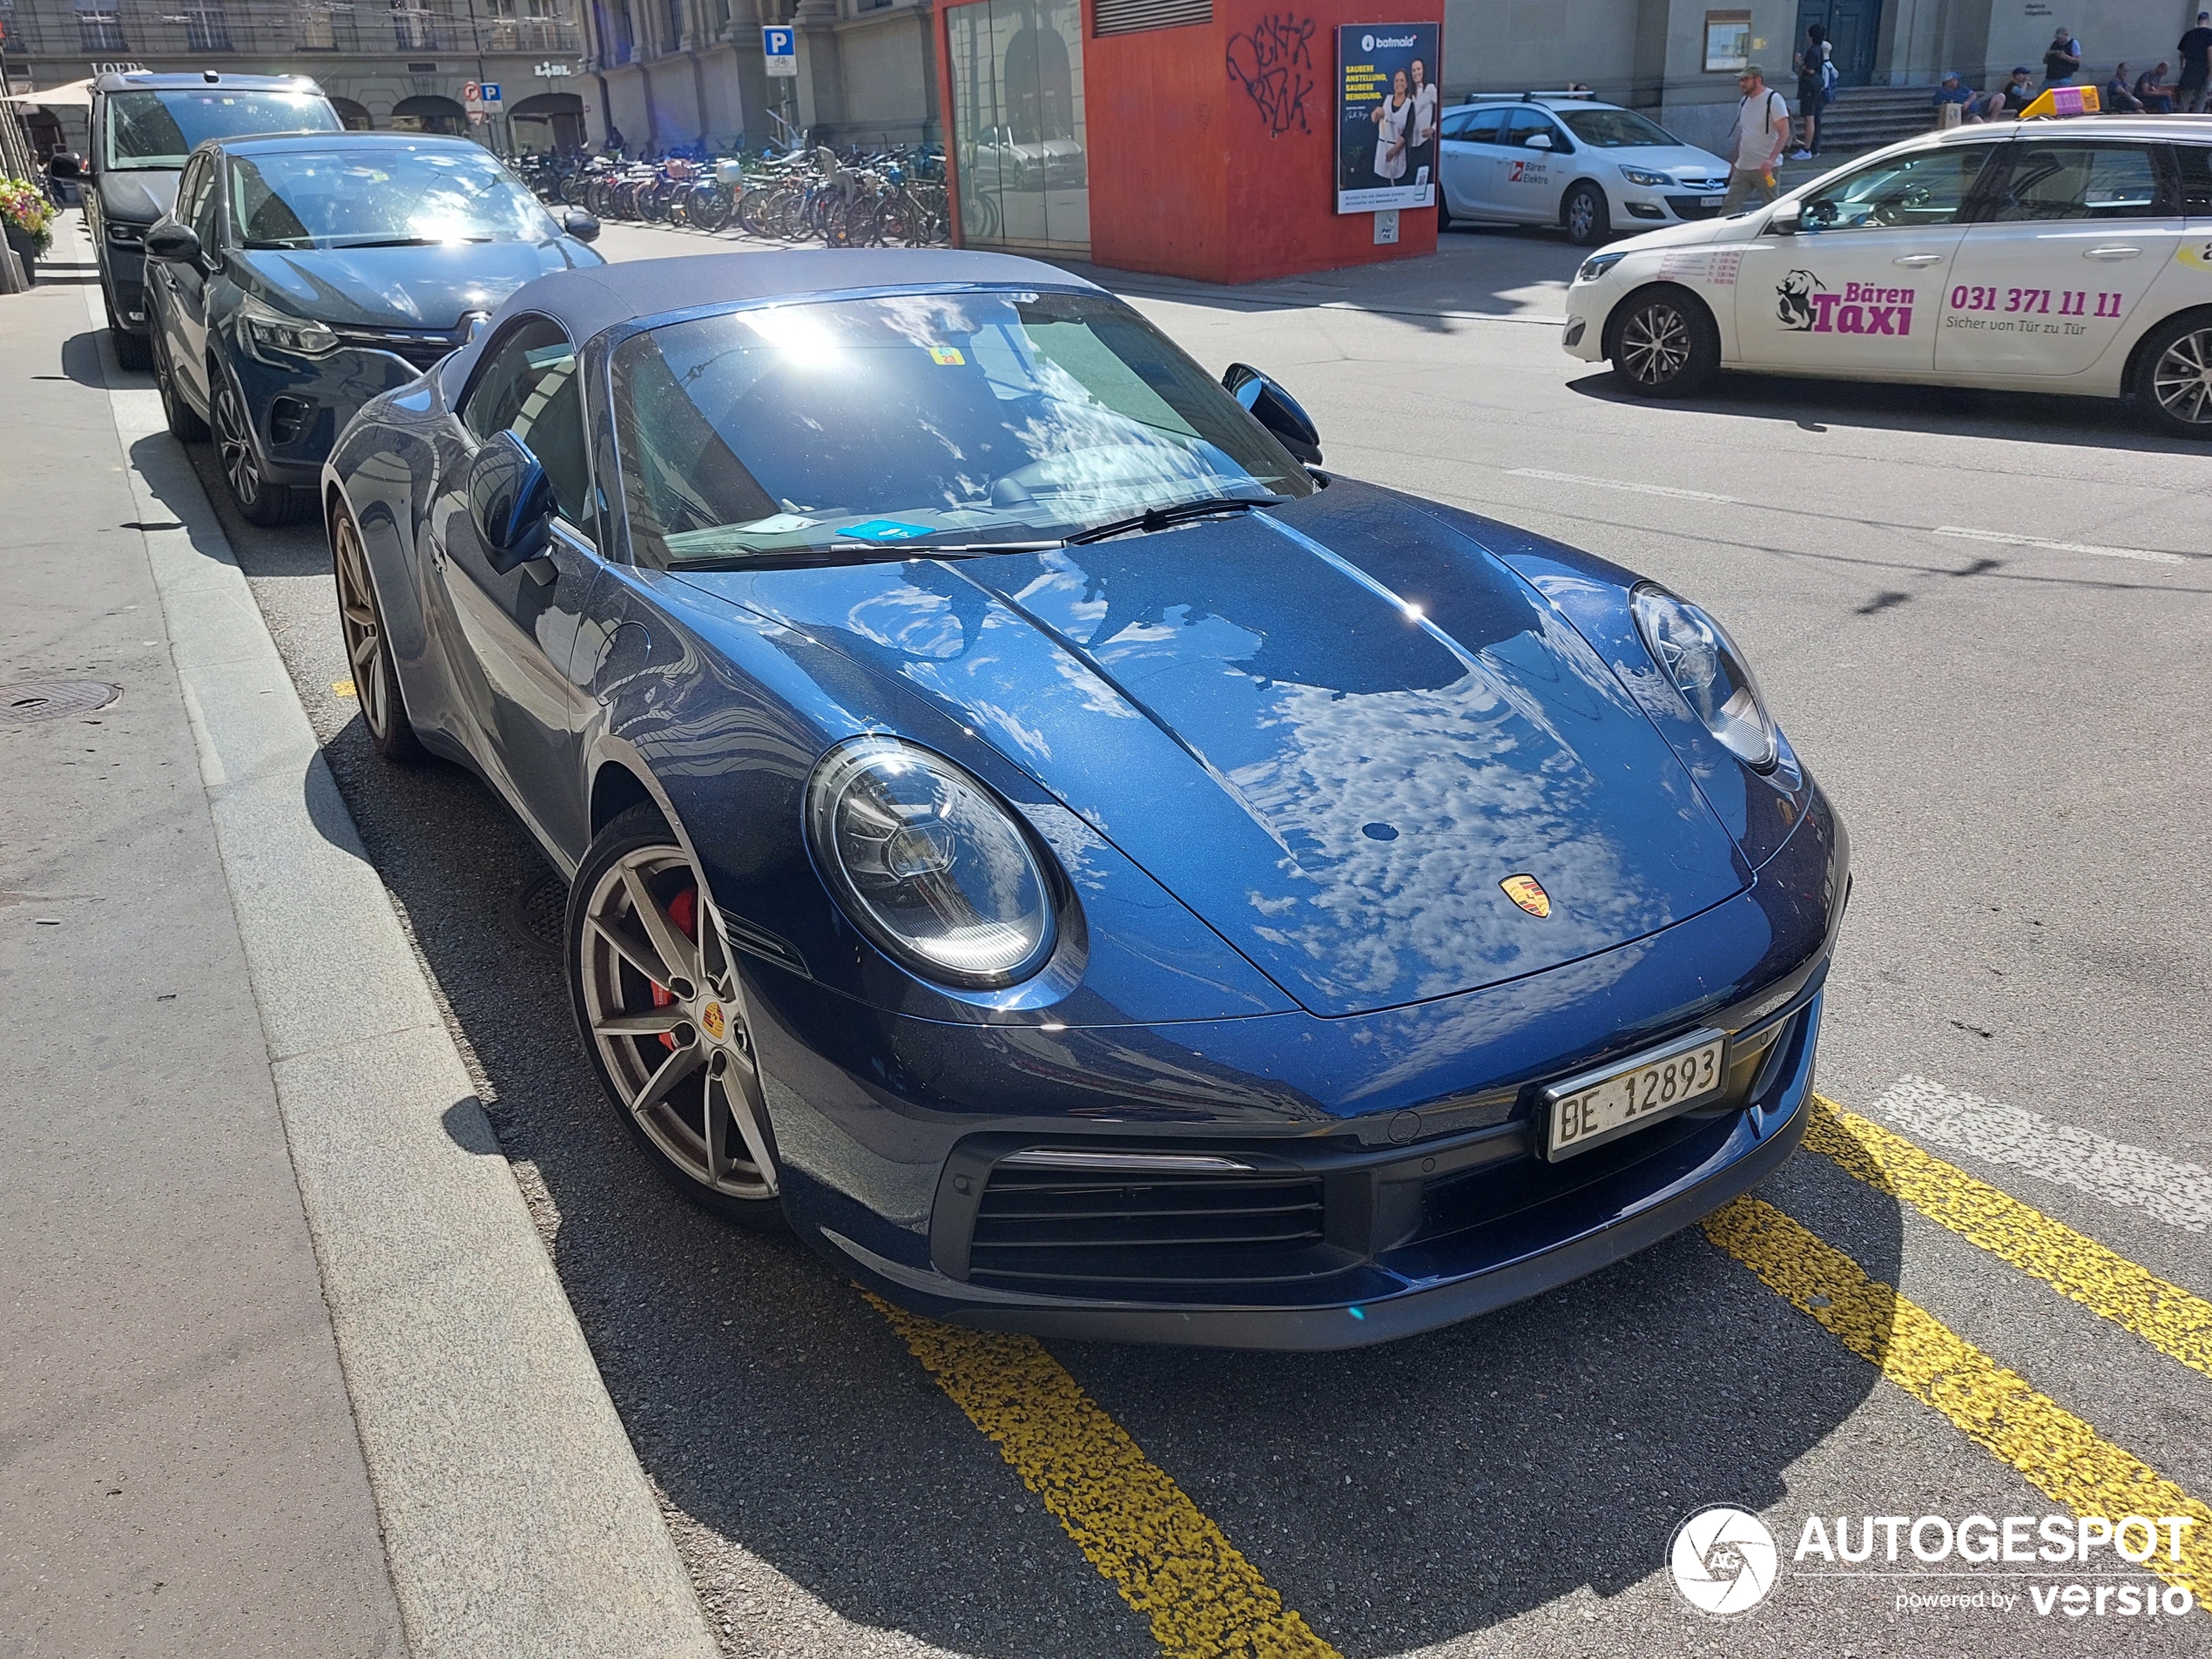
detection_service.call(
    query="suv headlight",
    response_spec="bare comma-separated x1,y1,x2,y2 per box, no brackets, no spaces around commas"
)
240,296,338,364
1620,167,1669,187
1631,584,1779,771
1575,252,1626,284
806,737,1059,987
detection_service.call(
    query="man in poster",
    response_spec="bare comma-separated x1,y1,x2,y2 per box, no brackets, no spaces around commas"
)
1338,24,1442,212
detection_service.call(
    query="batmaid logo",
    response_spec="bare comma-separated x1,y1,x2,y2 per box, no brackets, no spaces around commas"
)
1777,270,1917,336
1362,32,1417,49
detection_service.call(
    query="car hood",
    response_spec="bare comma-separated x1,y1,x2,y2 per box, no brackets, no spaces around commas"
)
98,169,180,225
1604,144,1730,177
230,239,597,330
678,482,1750,1017
1596,213,1750,259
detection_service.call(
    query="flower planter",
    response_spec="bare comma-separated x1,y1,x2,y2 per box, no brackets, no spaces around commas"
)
3,223,37,287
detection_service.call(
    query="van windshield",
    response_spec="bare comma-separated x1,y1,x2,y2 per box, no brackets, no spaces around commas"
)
104,90,339,170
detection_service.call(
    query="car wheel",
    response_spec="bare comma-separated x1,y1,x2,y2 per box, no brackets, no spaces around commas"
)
153,330,208,442
1564,183,1611,247
1610,288,1719,397
2134,313,2212,440
568,803,787,1231
1438,193,1454,233
211,363,306,527
331,499,425,765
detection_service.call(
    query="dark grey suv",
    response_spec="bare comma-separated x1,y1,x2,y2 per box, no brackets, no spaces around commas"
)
57,71,339,370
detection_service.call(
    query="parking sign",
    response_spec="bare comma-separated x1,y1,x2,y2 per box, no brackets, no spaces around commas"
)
763,24,797,77
480,82,502,105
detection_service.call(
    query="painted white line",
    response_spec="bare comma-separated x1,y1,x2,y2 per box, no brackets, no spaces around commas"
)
1508,467,1737,503
78,230,721,1659
1873,1075,2212,1236
1933,526,2188,567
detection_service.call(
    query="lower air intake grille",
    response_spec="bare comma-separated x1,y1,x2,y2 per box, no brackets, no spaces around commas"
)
968,1164,1326,1289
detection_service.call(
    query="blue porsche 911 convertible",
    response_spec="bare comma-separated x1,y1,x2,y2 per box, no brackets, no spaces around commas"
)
321,250,1847,1349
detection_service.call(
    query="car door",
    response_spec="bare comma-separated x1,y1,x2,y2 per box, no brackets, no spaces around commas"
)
1936,138,2188,381
154,152,219,405
428,314,604,856
1439,104,1509,216
1733,139,2000,375
1497,108,1569,225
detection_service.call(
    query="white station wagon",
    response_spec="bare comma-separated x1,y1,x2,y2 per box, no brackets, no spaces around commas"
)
1440,93,1733,247
1561,117,2212,436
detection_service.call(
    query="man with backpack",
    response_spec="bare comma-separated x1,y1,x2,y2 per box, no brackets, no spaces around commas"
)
1723,66,1791,213
1793,25,1834,158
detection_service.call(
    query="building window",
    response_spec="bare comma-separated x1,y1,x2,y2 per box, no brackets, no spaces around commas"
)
185,0,233,50
392,0,437,51
664,0,683,51
298,4,337,46
73,0,128,52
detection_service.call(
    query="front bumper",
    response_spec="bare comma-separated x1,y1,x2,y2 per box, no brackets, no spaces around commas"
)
235,344,430,486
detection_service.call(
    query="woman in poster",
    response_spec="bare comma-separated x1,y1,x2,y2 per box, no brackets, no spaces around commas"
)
1371,69,1412,183
1406,57,1439,184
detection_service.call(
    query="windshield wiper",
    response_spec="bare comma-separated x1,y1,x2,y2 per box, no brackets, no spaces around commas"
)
1062,494,1282,546
329,236,495,249
675,539,1062,572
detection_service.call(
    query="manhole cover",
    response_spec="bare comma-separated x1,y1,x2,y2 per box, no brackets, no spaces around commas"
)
503,869,568,959
3,680,121,724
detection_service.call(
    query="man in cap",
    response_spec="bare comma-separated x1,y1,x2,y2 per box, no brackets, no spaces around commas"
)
1723,64,1791,212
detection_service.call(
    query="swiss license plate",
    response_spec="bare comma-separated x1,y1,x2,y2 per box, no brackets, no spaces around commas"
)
1701,193,1725,207
1541,1031,1726,1161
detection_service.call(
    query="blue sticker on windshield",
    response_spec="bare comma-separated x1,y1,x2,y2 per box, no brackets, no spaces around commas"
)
839,519,934,543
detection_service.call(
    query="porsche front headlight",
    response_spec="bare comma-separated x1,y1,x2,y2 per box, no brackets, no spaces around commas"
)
806,738,1057,987
1631,584,1779,771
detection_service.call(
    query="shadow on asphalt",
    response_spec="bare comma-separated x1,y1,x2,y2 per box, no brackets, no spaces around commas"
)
62,329,111,388
181,390,1905,1656
1565,364,2212,455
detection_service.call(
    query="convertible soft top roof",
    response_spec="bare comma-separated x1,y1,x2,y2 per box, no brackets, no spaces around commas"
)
504,250,1103,347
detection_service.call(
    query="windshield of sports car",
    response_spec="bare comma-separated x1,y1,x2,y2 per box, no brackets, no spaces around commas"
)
228,148,554,249
1558,107,1676,147
102,91,339,171
610,289,1316,564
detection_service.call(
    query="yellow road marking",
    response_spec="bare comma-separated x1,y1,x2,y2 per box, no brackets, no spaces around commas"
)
1806,1095,2212,1381
867,1293,1339,1659
1703,1196,2212,1602
332,678,356,698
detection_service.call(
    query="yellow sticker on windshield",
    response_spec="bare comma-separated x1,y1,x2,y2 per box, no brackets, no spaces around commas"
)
928,346,966,366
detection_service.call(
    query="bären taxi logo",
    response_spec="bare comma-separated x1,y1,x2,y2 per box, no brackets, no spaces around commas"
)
1501,874,1552,918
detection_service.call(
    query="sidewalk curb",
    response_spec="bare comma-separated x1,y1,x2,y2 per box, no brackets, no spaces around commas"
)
78,237,722,1659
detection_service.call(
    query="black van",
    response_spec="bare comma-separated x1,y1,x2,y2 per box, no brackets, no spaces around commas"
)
56,71,339,369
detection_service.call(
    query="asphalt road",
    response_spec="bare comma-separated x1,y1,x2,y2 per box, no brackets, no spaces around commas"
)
172,218,2212,1657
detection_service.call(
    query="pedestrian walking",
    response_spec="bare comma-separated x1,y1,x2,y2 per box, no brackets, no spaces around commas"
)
1792,24,1831,157
1723,65,1791,214
2042,26,2082,90
2179,12,2212,112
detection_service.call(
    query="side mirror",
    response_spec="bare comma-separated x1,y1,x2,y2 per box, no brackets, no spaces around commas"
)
561,206,601,243
1767,201,1801,234
47,152,82,179
142,219,204,265
467,430,556,572
1524,131,1554,152
1223,362,1323,466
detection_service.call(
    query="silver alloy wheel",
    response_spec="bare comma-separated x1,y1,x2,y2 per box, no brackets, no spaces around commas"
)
333,512,394,741
577,846,778,1201
1568,189,1597,241
1621,301,1691,386
2150,327,2212,425
213,377,263,507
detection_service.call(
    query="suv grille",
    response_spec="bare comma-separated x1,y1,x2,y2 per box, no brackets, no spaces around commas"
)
332,325,462,369
968,1164,1328,1290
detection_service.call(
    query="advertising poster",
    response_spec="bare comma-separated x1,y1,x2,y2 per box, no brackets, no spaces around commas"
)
1336,23,1441,213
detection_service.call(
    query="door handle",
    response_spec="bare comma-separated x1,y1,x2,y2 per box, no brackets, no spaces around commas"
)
2083,246,2141,260
1892,253,1946,266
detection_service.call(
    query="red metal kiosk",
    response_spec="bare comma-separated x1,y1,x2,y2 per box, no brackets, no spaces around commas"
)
935,0,1444,284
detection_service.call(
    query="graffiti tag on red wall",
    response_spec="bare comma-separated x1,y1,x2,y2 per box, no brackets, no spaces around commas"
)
1227,14,1317,137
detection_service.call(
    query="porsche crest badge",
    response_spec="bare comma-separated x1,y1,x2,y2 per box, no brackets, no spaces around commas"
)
1501,874,1552,918
702,1002,727,1042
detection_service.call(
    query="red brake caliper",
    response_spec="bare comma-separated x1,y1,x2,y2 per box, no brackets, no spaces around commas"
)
652,885,699,1050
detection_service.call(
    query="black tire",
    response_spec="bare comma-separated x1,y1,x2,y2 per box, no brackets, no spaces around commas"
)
1437,192,1454,233
1609,287,1719,398
210,358,307,526
568,802,789,1231
1563,182,1611,247
111,324,153,372
330,497,426,765
2132,311,2212,440
153,329,208,442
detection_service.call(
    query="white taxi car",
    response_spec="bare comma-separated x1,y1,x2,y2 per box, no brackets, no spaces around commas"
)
1439,92,1733,247
1562,117,2212,436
